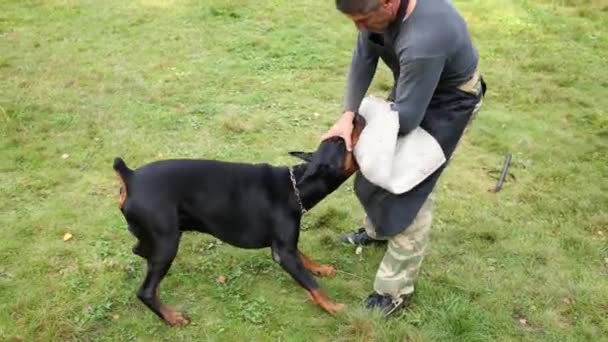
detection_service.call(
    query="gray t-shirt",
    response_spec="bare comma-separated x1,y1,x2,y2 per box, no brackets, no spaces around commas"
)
343,0,479,135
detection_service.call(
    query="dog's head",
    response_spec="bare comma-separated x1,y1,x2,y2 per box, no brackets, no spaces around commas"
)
289,113,366,185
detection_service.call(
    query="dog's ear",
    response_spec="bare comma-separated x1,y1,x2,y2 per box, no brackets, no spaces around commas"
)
288,151,314,162
298,161,322,185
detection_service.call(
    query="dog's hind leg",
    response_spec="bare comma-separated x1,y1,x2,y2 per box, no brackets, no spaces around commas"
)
128,224,152,259
271,239,345,314
134,211,189,327
124,210,153,259
132,239,151,258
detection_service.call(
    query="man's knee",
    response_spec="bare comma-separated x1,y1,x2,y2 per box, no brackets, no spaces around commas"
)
406,196,434,234
388,196,434,252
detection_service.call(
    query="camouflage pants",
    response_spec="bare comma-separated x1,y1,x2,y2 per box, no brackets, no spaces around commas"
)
363,193,435,299
364,70,484,299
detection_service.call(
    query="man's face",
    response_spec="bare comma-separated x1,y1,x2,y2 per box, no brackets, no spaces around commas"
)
347,0,395,33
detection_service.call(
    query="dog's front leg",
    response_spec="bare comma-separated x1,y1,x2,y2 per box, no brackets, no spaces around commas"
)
272,241,345,314
299,252,336,277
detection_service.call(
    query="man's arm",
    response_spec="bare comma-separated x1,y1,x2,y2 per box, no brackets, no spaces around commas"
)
321,33,379,151
393,55,445,135
343,33,379,113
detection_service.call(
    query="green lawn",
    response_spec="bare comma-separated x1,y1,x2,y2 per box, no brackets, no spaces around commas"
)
1,0,607,341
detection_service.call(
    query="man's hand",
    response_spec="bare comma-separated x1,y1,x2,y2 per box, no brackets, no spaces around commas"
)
320,111,355,151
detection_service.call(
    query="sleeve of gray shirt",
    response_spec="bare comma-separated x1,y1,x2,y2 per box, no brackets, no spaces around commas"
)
392,54,446,136
343,33,379,113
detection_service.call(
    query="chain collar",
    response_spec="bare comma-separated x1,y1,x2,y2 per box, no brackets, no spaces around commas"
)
289,167,307,215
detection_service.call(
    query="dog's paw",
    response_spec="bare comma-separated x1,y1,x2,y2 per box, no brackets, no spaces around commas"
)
323,301,346,315
315,264,336,277
308,289,346,315
161,305,190,327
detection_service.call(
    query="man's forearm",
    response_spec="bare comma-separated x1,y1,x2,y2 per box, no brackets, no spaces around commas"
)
344,62,377,112
344,36,378,113
396,110,425,136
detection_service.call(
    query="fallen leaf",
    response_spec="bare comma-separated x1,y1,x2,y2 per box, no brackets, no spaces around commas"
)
519,318,528,325
355,246,363,255
63,233,73,241
113,314,120,320
217,275,226,284
0,270,14,280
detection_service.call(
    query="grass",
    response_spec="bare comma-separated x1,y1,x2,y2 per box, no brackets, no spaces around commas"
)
1,0,607,340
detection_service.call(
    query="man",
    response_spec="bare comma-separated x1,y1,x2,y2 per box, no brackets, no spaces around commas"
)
321,0,486,316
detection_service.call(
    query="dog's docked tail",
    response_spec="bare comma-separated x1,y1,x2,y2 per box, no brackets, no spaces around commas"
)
113,157,133,209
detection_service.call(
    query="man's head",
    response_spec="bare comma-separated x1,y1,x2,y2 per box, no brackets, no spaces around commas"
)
336,0,401,33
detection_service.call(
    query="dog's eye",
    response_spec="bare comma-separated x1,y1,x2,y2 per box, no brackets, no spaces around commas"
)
321,164,340,175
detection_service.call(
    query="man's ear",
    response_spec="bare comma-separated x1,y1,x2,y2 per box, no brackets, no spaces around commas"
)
288,151,314,162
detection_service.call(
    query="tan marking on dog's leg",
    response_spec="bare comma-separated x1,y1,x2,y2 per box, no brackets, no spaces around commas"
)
160,305,190,327
154,288,189,327
307,289,346,314
299,252,336,277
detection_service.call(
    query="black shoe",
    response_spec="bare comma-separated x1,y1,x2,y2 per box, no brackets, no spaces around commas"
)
364,292,413,317
340,228,387,246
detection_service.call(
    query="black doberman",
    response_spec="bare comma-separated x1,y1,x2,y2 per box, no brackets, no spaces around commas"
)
113,115,365,326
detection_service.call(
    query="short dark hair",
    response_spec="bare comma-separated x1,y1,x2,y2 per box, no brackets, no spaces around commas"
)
335,0,382,14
